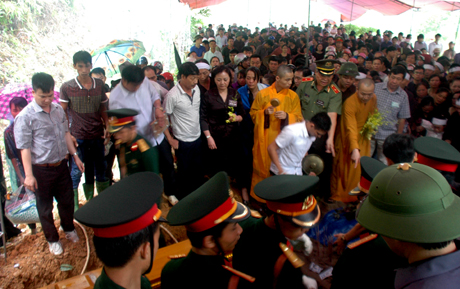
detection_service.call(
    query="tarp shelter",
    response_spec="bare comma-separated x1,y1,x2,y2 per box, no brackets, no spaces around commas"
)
181,0,460,21
326,0,460,21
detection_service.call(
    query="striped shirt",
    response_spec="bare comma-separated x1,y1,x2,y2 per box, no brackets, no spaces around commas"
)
60,77,108,139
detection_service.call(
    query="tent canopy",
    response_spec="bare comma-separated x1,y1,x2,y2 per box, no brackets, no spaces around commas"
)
181,0,460,21
329,0,460,22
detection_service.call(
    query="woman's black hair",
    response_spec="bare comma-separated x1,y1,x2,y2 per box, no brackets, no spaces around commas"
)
209,65,233,90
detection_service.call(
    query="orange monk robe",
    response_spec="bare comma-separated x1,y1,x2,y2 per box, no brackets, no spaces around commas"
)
250,83,303,202
330,92,377,203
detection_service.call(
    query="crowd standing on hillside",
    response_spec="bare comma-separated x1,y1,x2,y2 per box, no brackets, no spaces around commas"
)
1,21,460,289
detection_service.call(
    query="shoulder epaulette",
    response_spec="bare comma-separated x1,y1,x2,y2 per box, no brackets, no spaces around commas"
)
137,138,150,153
331,83,340,94
302,76,314,82
169,254,186,259
250,210,262,219
347,234,378,249
222,265,255,283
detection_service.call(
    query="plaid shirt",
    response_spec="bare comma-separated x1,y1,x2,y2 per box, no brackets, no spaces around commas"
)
374,82,411,140
60,77,108,139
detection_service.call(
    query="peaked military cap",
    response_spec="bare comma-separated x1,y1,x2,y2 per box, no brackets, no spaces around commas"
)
414,136,460,172
254,175,320,228
357,163,460,243
349,156,387,196
107,108,138,133
337,62,359,76
315,59,340,76
167,172,249,232
75,172,165,238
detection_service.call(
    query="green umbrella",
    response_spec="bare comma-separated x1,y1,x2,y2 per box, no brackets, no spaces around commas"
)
91,40,146,78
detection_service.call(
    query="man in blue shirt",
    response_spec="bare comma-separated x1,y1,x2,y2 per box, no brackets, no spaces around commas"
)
190,35,206,60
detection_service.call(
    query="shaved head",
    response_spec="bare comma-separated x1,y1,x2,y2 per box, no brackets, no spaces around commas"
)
277,65,293,78
358,78,374,90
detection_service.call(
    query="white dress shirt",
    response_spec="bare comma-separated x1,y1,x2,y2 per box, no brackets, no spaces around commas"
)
109,77,163,146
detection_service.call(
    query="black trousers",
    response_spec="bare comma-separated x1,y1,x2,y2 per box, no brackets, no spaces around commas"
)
32,161,75,242
175,137,204,200
157,138,177,196
308,136,333,199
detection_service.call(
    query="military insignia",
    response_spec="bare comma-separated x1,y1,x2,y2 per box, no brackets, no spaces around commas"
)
325,62,332,67
108,116,118,125
137,139,150,153
304,93,310,98
302,76,314,82
250,209,262,219
131,142,138,151
129,159,138,165
302,196,315,210
397,163,412,170
331,84,340,94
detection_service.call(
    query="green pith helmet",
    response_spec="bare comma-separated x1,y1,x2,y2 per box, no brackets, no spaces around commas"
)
337,62,359,76
357,163,460,243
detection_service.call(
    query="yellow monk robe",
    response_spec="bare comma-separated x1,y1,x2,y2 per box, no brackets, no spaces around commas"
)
330,92,377,203
250,83,303,202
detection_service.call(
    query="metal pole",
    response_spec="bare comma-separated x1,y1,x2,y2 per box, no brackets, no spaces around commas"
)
410,0,415,35
348,0,354,31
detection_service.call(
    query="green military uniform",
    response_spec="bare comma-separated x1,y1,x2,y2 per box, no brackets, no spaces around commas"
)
295,60,342,121
75,172,165,289
162,172,251,289
233,175,321,289
335,36,345,58
106,108,160,176
119,134,159,176
162,251,239,288
332,156,408,289
94,269,151,289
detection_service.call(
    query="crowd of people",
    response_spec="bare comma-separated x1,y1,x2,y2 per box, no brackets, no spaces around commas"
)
1,21,460,288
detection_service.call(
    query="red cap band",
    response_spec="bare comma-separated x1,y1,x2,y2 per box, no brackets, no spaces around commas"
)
359,176,372,192
186,198,237,232
417,154,458,172
266,196,316,217
92,204,160,238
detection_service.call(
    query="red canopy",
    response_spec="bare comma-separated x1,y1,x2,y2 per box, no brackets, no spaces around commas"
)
180,0,227,9
326,0,460,22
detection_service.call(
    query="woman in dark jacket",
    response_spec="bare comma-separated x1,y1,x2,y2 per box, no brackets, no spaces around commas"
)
200,65,245,183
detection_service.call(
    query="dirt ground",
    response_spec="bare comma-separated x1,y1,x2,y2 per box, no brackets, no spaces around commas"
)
0,181,345,289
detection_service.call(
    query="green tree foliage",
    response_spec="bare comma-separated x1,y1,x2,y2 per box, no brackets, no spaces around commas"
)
345,24,377,36
190,8,211,39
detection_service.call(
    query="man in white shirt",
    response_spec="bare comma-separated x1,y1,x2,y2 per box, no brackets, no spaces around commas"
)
428,33,443,56
164,62,203,199
109,65,178,204
216,27,227,49
268,112,331,175
204,38,224,65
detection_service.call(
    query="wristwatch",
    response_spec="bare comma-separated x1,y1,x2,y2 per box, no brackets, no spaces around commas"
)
206,135,211,139
72,152,78,156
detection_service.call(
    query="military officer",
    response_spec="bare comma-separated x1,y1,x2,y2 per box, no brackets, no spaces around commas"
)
161,171,253,289
414,136,460,174
233,175,320,289
296,59,342,201
74,172,165,289
331,157,408,289
107,109,159,178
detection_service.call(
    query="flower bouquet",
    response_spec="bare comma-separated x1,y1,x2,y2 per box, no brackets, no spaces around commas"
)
360,109,384,140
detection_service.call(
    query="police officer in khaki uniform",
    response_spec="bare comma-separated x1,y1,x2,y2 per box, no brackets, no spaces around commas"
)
296,59,342,200
107,109,159,178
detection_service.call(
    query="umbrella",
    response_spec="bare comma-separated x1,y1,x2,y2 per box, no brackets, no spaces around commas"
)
0,83,60,120
321,19,336,26
91,40,146,78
